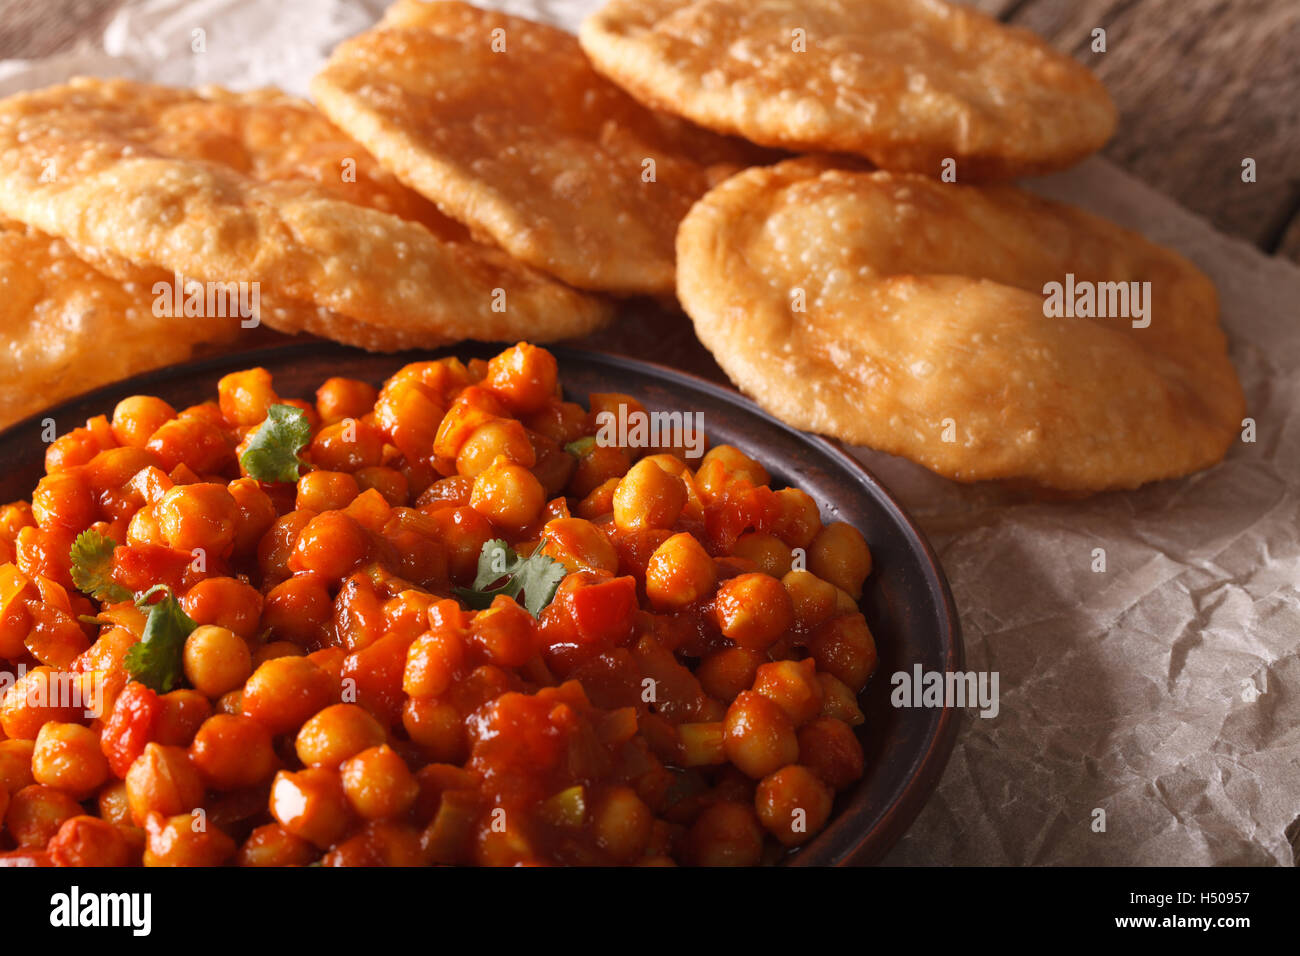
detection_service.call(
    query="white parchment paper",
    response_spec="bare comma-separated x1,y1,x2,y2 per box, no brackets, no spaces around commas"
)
3,0,1296,865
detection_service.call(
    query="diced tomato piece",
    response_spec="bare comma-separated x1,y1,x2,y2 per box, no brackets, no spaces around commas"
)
565,575,638,646
100,681,161,778
110,543,192,594
342,631,414,727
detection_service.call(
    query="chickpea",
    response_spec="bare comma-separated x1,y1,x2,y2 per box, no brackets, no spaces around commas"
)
183,625,253,698
237,823,318,867
5,784,82,847
31,722,108,798
31,471,97,531
258,511,314,584
401,698,466,763
125,744,204,826
270,768,352,848
723,691,800,779
181,576,263,638
808,522,872,599
355,466,409,506
296,704,387,768
190,714,276,790
469,458,545,531
808,614,878,692
0,739,37,794
568,444,632,499
309,419,385,472
111,395,176,448
251,641,306,667
645,532,717,610
260,574,334,648
155,483,239,557
575,476,619,520
755,764,833,847
242,656,337,735
798,717,866,791
143,812,236,866
97,780,132,827
1,666,85,739
340,745,419,820
752,659,824,726
227,478,277,555
612,459,687,532
713,573,795,650
686,801,764,867
469,596,536,668
296,470,360,512
82,446,160,495
404,630,466,699
771,488,822,549
700,445,769,487
456,419,536,477
484,343,558,414
433,387,507,461
147,417,231,474
48,815,131,867
217,367,277,426
696,646,766,703
45,428,107,473
377,384,445,466
149,689,210,748
781,570,839,631
593,786,653,864
288,512,370,580
316,377,378,425
817,672,866,726
731,532,794,578
539,517,618,574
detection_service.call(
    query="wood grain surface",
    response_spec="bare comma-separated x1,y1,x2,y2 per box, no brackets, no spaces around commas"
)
0,0,1296,265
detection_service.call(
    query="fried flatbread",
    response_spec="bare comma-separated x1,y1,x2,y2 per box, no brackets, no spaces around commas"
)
676,159,1244,491
311,0,769,296
0,78,610,349
0,220,244,429
580,0,1116,180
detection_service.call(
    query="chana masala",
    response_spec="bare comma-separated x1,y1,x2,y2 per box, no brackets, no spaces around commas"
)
0,343,877,866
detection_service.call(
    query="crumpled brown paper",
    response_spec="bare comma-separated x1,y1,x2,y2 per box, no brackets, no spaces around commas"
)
3,0,1295,866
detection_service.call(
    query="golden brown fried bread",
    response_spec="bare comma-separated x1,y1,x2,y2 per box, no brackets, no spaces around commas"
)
580,0,1116,179
677,159,1244,491
0,78,610,349
0,220,243,429
311,0,770,296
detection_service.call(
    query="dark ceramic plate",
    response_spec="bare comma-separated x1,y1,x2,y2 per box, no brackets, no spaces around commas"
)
0,342,962,866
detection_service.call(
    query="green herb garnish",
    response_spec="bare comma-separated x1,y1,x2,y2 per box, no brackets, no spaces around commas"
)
69,529,132,604
240,403,311,482
564,436,596,457
122,585,197,693
453,538,566,618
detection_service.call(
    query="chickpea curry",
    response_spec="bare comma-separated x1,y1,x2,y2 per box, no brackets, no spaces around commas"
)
0,343,877,866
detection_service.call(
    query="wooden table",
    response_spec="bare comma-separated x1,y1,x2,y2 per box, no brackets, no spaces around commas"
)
2,0,1297,265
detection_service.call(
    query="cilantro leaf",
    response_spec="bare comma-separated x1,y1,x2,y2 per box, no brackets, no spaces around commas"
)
122,585,197,693
453,538,567,618
240,403,311,482
69,529,132,604
564,436,596,457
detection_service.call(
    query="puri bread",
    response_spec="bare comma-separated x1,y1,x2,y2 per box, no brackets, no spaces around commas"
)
580,0,1116,179
311,0,770,296
676,158,1245,491
0,220,243,429
0,78,610,350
